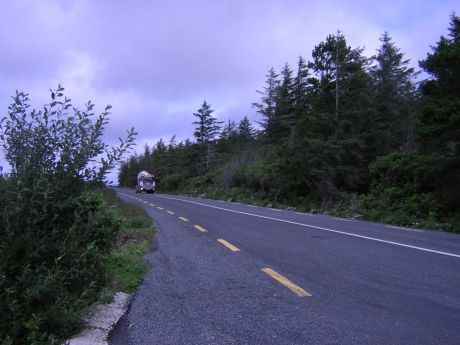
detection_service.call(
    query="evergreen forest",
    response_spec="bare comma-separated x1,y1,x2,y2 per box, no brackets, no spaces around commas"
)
119,14,460,232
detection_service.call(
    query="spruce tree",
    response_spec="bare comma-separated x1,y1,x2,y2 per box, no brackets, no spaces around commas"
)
419,13,460,155
220,119,238,141
192,101,222,171
193,101,222,144
238,116,255,142
293,56,310,119
253,68,280,141
300,33,375,194
371,32,417,154
274,63,296,139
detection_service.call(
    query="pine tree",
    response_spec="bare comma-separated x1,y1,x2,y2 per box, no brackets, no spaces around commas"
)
168,134,177,149
193,101,222,144
150,139,168,178
217,119,239,158
295,33,375,195
142,144,152,172
192,101,222,171
118,160,130,186
238,116,255,142
253,68,280,140
371,32,417,154
274,63,295,139
220,119,238,141
122,155,140,186
418,13,460,155
293,56,310,118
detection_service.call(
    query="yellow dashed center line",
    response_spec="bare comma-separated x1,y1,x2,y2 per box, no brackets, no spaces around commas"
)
217,239,240,252
157,207,164,210
178,216,189,222
167,211,175,215
193,225,208,232
262,268,311,297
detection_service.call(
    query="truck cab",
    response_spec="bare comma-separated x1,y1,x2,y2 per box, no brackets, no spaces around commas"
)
136,171,156,194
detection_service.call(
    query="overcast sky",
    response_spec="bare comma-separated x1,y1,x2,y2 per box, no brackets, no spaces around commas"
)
0,0,457,180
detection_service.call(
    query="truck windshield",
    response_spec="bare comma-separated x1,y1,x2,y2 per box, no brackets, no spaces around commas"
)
142,177,154,183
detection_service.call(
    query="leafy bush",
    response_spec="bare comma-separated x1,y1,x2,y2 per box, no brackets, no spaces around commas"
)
362,152,449,229
185,171,217,189
159,173,185,191
368,152,446,191
360,187,441,226
0,87,135,344
240,161,274,191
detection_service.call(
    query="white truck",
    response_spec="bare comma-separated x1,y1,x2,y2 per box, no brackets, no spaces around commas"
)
136,171,156,194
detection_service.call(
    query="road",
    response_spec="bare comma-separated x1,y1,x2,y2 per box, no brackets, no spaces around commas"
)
109,188,460,345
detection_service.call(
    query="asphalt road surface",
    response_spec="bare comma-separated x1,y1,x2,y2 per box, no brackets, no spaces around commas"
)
109,188,460,345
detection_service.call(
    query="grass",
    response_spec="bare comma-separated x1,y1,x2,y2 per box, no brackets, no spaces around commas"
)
102,188,155,293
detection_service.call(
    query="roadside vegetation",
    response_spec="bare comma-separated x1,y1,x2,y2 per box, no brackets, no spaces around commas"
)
119,14,460,232
0,87,142,345
102,188,154,293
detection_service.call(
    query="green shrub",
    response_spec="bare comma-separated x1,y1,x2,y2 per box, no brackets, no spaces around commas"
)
0,185,122,344
185,171,217,189
0,87,135,344
368,152,446,192
160,173,185,191
360,185,441,227
363,152,458,230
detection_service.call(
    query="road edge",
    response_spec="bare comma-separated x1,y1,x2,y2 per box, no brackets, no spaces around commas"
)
65,292,131,345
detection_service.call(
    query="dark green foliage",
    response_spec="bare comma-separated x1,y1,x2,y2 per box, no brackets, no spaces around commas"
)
253,68,280,141
119,15,459,231
418,13,460,155
238,116,255,142
273,63,295,139
363,152,459,231
193,101,223,172
286,33,376,197
193,101,222,145
0,87,135,344
360,188,441,226
220,119,238,141
0,186,121,344
370,32,417,154
368,152,446,190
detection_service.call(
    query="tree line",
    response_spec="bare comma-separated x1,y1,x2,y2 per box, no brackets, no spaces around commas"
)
119,14,460,231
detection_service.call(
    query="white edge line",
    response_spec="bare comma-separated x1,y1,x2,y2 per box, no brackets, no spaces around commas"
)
387,225,423,233
153,194,460,259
